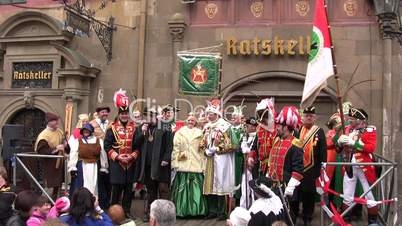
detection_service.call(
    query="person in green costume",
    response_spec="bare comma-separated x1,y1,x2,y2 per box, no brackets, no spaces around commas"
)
230,106,246,205
171,113,208,217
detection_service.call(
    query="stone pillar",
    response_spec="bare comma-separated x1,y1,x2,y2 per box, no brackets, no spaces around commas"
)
168,13,187,113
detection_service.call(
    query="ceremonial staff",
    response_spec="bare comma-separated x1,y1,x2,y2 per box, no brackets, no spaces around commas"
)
56,102,73,169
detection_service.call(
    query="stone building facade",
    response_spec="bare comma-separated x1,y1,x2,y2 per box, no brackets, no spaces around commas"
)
0,0,400,216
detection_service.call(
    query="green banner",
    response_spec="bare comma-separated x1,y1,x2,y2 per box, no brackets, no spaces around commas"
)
178,53,221,96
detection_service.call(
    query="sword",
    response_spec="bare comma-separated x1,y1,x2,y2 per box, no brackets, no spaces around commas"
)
278,184,295,226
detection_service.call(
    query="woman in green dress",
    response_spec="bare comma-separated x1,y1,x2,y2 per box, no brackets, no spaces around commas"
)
171,113,208,217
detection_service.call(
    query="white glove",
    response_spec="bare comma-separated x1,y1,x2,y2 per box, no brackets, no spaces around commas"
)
240,140,251,153
337,135,352,146
284,177,301,197
241,147,251,154
205,146,217,156
241,140,248,149
340,135,355,146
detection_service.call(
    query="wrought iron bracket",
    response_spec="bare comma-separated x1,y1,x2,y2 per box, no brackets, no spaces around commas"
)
91,17,116,62
63,0,116,62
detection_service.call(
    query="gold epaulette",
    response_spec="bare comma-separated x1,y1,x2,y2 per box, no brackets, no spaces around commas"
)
292,138,303,148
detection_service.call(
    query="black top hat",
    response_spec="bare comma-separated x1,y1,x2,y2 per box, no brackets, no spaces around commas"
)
246,117,258,127
349,107,368,120
303,106,316,114
248,176,273,198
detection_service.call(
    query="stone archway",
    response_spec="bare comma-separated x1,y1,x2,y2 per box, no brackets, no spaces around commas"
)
0,11,100,141
222,70,337,103
0,96,62,139
7,108,46,142
222,71,338,127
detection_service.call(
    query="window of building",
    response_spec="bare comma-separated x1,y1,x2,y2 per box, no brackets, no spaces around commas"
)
0,0,26,4
188,0,374,26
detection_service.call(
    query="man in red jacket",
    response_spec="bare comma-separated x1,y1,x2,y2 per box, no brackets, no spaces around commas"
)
337,107,378,225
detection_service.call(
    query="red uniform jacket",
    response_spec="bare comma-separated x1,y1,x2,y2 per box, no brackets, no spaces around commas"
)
345,125,377,184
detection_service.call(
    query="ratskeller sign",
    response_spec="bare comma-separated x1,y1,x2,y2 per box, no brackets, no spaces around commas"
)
12,62,53,88
226,36,311,56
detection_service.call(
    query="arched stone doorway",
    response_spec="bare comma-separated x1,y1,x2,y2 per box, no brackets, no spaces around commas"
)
0,11,100,143
222,71,338,127
8,108,46,142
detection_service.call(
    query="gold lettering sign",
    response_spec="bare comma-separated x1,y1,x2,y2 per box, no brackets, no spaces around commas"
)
296,0,310,17
344,0,358,17
13,71,52,80
12,62,53,88
250,1,264,18
205,3,218,19
226,36,311,56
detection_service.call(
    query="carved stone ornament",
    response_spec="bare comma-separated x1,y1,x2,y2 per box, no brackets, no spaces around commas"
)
205,3,218,19
344,0,358,17
23,91,34,109
97,88,104,104
250,1,264,18
168,13,187,42
295,0,310,17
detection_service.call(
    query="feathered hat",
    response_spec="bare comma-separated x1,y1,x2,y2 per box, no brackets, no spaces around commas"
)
326,112,342,129
256,98,276,119
256,98,276,131
205,99,221,116
232,105,243,117
342,101,353,115
113,89,129,113
275,106,301,130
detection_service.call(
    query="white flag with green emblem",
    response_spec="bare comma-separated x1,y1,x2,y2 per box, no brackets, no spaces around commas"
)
301,0,334,109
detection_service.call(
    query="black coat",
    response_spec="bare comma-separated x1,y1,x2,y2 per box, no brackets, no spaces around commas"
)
282,144,304,185
299,127,327,192
133,121,174,183
104,127,137,185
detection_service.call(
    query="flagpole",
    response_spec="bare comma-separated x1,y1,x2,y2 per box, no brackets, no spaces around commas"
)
218,53,223,99
323,0,346,132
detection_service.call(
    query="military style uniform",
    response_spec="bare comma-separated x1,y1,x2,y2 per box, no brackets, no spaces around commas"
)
337,107,379,224
267,106,304,225
249,98,277,177
105,89,139,216
250,125,276,176
104,120,138,214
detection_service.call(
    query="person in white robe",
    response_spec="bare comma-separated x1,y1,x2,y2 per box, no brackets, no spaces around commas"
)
201,99,235,220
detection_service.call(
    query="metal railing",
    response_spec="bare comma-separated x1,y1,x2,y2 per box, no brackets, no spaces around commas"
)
12,153,68,204
320,153,398,226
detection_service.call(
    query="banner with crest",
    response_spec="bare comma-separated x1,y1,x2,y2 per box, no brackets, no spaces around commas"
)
178,53,221,96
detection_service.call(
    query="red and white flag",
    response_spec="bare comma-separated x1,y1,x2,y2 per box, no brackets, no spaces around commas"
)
301,0,334,108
